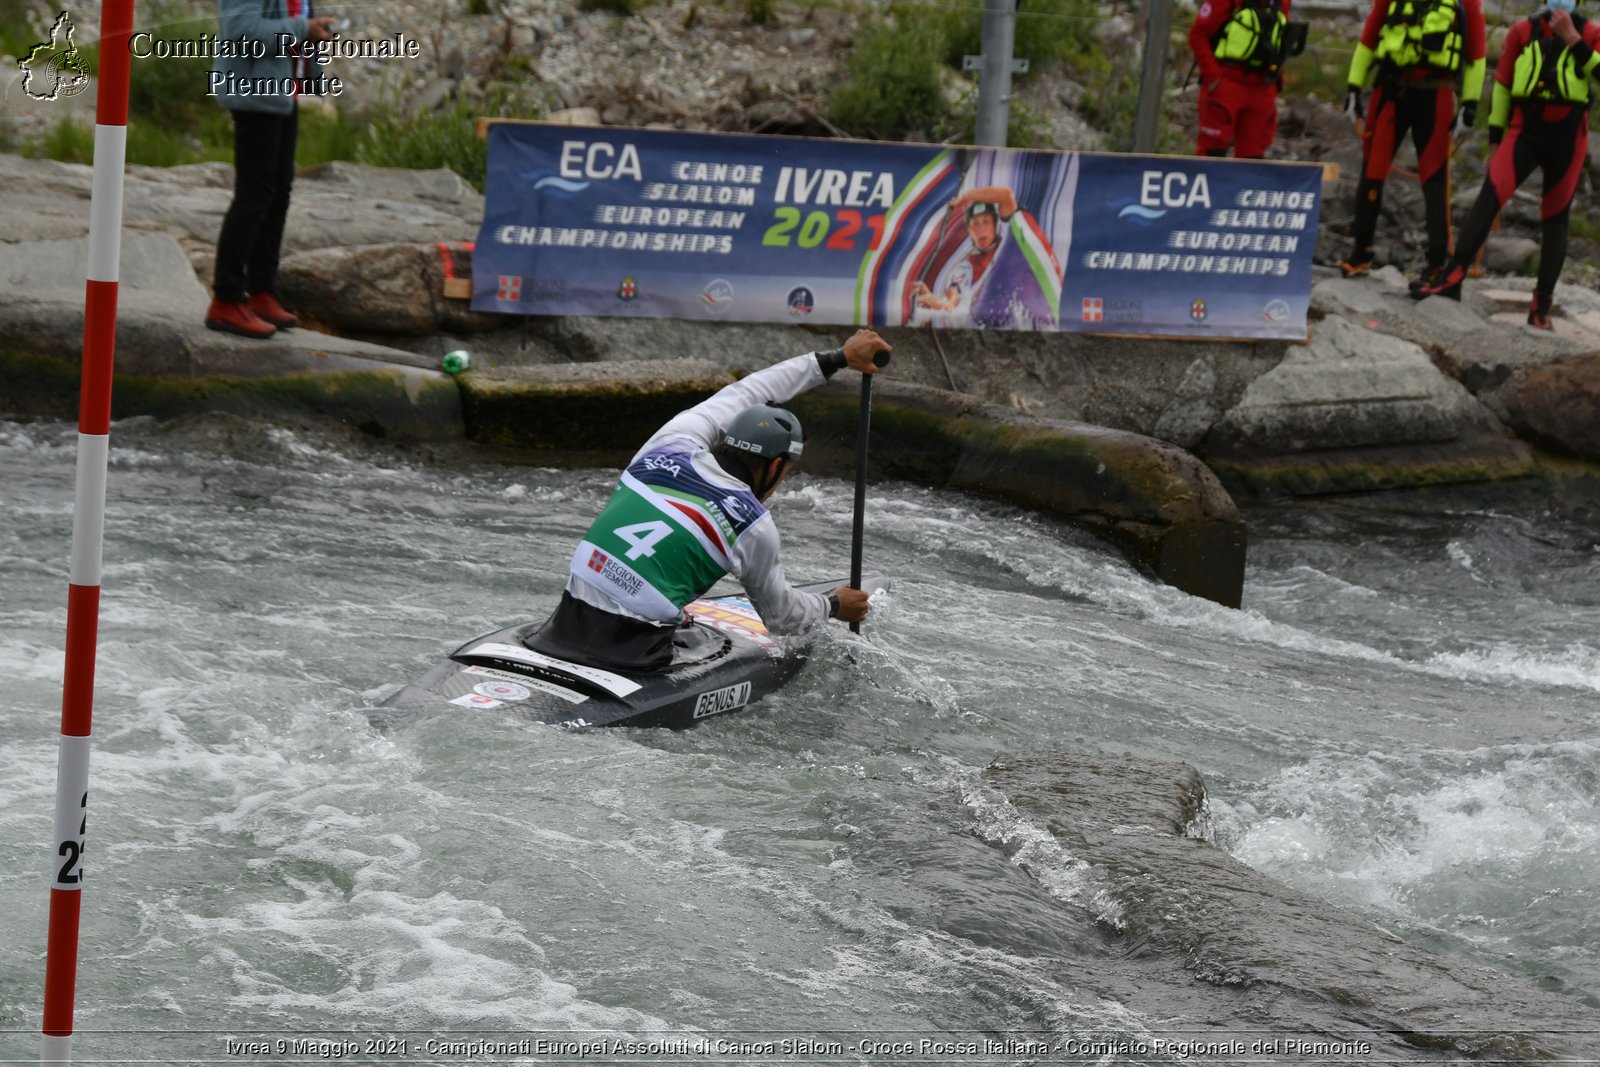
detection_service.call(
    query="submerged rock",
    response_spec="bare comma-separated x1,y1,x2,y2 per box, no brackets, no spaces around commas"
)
985,751,1600,1061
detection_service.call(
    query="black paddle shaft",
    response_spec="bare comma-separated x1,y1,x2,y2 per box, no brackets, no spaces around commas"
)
848,350,890,633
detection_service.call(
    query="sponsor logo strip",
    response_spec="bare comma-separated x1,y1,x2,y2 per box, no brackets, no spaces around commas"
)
462,665,590,705
685,601,768,633
459,643,642,696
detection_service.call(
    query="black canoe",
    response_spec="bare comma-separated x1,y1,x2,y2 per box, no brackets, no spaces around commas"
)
374,576,887,730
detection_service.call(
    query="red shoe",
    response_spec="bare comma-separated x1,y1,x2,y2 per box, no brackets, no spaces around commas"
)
205,297,276,339
247,291,299,330
1528,290,1553,331
1410,264,1465,301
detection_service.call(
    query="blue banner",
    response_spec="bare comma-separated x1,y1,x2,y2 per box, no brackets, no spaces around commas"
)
473,123,1323,340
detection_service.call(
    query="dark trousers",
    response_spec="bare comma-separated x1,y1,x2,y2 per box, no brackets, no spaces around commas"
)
213,108,298,302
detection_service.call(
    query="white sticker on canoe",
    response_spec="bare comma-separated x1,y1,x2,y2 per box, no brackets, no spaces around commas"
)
459,643,642,697
693,681,752,719
461,665,589,705
473,680,532,702
450,693,503,709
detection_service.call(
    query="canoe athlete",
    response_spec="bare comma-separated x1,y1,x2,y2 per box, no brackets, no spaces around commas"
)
531,329,892,671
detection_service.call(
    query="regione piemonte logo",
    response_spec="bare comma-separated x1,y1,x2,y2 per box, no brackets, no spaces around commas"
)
19,11,92,101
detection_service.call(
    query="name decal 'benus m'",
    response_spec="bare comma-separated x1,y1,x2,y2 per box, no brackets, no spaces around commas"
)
693,682,753,719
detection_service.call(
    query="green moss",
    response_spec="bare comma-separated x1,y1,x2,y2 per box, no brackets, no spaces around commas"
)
458,377,719,453
0,350,461,440
1210,450,1539,498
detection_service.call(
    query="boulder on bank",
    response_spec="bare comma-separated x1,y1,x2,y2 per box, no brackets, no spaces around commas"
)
277,242,501,337
1199,313,1535,494
1499,354,1600,464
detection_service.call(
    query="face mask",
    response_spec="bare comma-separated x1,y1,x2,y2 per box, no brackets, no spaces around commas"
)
1548,0,1576,14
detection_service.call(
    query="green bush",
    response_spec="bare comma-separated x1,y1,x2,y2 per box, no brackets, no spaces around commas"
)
742,0,777,23
578,0,647,15
297,106,361,166
24,116,96,163
941,0,1099,71
828,10,952,140
0,3,42,59
355,89,524,192
1065,48,1144,151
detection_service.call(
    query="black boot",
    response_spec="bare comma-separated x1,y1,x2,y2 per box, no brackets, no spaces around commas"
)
1411,263,1466,301
1528,289,1553,330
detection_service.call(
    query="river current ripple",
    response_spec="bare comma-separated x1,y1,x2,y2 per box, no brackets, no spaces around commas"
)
1,415,1597,1062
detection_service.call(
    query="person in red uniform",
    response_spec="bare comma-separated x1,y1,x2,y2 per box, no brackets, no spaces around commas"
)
1413,0,1600,328
1191,0,1293,157
1337,0,1487,288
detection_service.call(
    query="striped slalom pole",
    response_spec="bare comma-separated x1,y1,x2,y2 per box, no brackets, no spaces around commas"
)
42,2,134,1063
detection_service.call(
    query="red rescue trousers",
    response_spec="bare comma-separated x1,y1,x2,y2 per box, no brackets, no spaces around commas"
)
1196,65,1280,158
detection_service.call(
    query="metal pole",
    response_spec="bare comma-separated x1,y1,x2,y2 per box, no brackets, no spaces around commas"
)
847,351,890,635
975,0,1018,147
1133,0,1174,152
42,1,133,1062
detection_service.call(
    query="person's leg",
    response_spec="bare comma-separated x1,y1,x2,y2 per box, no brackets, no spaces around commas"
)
208,109,284,337
1530,206,1567,329
1530,119,1587,328
245,108,299,300
1231,83,1278,159
1411,86,1456,276
1414,122,1536,300
1343,83,1398,276
212,109,283,303
1196,76,1238,158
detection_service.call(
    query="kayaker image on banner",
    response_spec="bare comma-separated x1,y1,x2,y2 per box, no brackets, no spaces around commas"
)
473,122,1321,340
870,148,1071,331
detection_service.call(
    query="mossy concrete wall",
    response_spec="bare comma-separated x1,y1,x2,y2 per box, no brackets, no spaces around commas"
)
1,351,1247,607
459,366,1249,608
0,351,463,444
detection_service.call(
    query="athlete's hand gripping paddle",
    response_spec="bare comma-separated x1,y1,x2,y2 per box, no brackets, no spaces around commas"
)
848,346,891,634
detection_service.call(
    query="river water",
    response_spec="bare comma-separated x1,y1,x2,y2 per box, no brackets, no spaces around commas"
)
1,414,1597,1064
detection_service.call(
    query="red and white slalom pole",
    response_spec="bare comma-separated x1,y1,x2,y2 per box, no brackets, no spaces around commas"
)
42,2,134,1062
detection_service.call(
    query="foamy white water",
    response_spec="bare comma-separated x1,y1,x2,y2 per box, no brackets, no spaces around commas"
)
1,416,1596,1062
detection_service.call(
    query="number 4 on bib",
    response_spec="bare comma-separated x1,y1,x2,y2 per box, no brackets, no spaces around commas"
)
615,520,674,560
